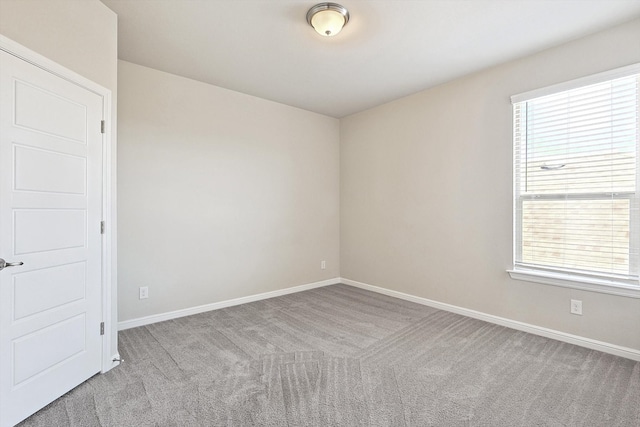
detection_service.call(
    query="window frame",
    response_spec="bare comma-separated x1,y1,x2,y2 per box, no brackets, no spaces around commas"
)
508,63,640,299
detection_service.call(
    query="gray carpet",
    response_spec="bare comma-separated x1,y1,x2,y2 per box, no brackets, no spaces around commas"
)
18,284,640,426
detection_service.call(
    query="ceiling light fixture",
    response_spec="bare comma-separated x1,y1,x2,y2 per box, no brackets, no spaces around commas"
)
306,3,350,37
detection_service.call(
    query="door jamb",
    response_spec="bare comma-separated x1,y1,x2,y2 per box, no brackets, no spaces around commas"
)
0,34,119,372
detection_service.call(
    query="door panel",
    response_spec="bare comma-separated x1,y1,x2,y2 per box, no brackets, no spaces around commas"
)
14,79,88,143
14,145,87,194
0,50,103,427
14,209,86,254
13,262,86,320
13,314,86,386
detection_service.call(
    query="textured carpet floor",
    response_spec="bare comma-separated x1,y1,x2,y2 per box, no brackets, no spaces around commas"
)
19,284,640,426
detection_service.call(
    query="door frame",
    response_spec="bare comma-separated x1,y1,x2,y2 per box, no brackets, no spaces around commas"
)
0,34,119,373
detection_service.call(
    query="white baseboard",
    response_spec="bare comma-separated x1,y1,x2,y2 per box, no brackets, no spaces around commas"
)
118,278,341,330
117,275,639,361
341,277,640,362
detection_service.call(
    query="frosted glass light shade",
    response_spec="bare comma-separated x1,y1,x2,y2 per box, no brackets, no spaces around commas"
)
306,3,350,37
311,10,345,36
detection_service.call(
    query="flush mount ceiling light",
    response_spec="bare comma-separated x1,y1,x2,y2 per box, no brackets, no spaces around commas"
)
306,3,350,37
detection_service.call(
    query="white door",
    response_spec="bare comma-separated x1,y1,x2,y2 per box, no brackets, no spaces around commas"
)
0,50,104,427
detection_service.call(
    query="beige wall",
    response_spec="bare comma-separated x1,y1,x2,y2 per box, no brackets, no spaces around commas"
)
0,0,117,93
0,0,119,356
117,61,340,322
340,18,640,350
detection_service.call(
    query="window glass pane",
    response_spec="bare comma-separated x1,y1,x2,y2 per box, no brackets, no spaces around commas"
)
523,77,637,195
522,199,630,275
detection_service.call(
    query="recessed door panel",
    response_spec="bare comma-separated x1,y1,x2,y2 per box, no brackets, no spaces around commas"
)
14,144,86,194
12,314,86,386
14,80,87,143
13,262,86,320
14,209,86,255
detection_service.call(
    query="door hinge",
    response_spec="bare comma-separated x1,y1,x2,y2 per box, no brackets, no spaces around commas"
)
100,221,105,234
100,322,105,335
100,120,106,134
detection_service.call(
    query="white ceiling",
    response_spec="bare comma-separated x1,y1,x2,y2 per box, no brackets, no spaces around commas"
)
101,0,640,118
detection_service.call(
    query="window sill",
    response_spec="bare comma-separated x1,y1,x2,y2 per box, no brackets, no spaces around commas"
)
507,268,640,299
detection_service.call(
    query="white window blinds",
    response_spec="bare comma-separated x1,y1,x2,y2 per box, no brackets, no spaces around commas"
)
513,67,639,283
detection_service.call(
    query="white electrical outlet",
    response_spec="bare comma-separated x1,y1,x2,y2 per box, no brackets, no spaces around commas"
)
139,286,149,299
321,260,326,270
570,299,582,315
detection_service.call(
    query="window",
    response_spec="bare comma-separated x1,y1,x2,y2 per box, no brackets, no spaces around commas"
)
509,64,640,297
